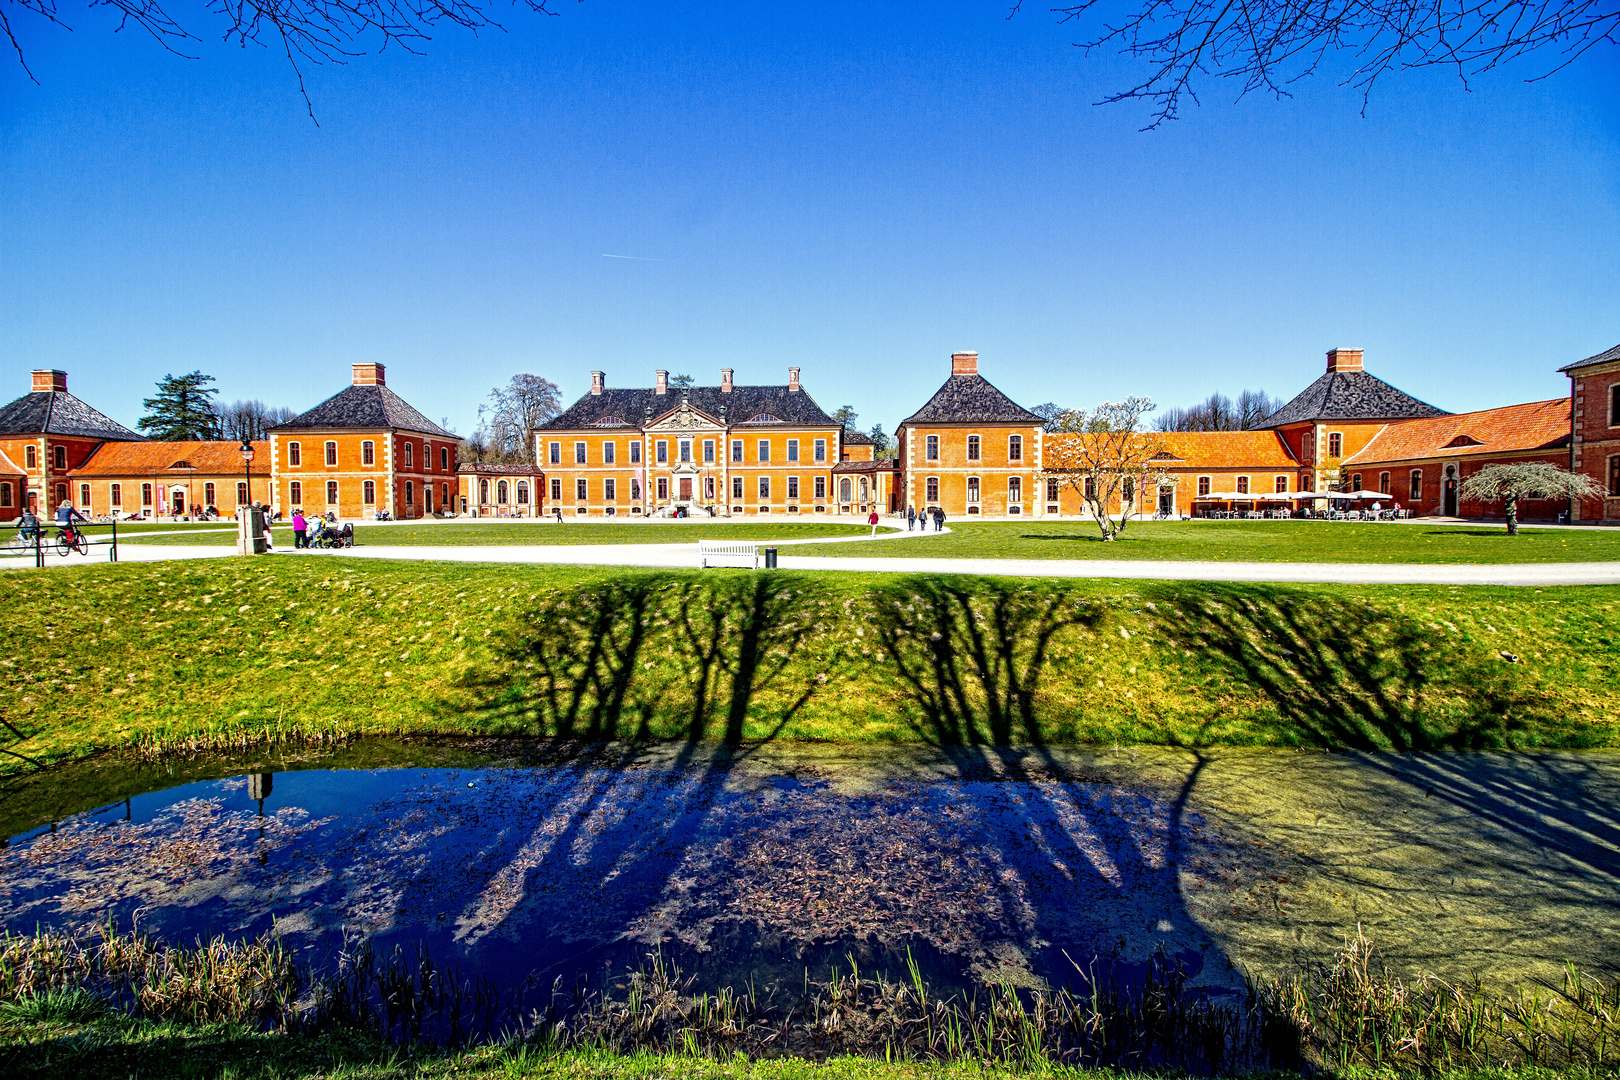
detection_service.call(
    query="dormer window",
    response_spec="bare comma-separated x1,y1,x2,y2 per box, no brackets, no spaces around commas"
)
594,416,626,426
1444,434,1483,448
747,414,783,424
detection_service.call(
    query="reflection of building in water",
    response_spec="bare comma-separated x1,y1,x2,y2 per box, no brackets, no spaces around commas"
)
248,773,273,802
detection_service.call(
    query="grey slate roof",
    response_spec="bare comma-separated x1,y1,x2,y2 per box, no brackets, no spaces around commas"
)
1558,343,1620,373
842,429,874,445
1263,371,1449,427
0,390,145,441
542,385,837,430
901,374,1045,426
273,385,455,438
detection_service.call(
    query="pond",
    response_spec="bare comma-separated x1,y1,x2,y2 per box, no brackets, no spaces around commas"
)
2,739,1616,1018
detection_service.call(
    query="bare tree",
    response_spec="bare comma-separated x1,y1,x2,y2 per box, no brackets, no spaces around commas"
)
1030,402,1069,432
3,0,566,120
214,399,296,441
1155,389,1281,431
479,373,561,465
1459,461,1603,535
1021,0,1619,127
1039,397,1170,541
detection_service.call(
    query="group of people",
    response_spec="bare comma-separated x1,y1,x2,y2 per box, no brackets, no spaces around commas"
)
904,505,947,532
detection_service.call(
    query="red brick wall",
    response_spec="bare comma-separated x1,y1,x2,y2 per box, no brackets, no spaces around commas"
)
1571,366,1620,521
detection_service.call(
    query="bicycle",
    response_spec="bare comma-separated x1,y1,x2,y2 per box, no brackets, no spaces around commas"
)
54,526,88,557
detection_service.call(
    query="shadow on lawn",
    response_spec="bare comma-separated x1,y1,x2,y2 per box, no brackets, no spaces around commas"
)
1150,583,1558,750
457,574,828,744
870,577,1098,746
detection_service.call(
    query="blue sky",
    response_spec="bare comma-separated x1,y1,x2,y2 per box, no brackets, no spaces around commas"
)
3,2,1617,436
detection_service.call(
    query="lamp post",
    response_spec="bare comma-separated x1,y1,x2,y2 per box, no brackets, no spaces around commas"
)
239,438,255,513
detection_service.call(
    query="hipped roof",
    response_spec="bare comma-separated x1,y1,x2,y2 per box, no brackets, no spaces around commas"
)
544,384,837,430
901,374,1044,426
1048,430,1299,470
275,384,455,438
71,440,271,477
1558,342,1620,373
1264,370,1449,427
1344,399,1570,466
0,389,145,441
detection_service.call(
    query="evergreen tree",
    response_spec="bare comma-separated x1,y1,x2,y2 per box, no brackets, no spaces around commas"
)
139,372,221,440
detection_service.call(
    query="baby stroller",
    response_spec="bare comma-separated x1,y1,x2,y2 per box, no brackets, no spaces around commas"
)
308,521,354,549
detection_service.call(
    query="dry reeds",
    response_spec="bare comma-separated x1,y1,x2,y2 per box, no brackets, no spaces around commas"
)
0,921,1614,1076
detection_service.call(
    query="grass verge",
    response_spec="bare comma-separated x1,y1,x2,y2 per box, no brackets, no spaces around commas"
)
817,519,1620,563
2,559,1617,771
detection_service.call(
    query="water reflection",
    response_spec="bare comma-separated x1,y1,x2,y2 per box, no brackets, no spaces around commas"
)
0,749,1252,1002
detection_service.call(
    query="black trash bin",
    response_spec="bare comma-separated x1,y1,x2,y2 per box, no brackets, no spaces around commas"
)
763,547,778,569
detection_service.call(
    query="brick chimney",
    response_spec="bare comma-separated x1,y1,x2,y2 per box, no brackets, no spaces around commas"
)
32,370,67,393
951,352,978,375
655,369,668,395
352,363,386,386
590,371,605,395
720,368,733,393
788,367,800,392
1326,348,1363,373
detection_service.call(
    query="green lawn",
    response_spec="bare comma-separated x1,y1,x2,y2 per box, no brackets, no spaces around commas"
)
818,519,1620,563
3,559,1615,773
122,521,874,546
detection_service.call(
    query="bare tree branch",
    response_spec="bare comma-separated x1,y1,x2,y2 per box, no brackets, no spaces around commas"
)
4,0,570,120
1031,0,1619,126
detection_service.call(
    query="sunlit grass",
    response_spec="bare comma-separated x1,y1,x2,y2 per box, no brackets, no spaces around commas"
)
2,560,1616,775
817,519,1620,563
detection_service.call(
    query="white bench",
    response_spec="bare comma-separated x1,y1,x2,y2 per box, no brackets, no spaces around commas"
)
699,540,758,569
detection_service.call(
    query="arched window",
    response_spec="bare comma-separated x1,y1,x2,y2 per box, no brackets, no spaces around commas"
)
325,441,338,466
24,446,37,469
404,443,413,468
362,440,375,465
498,480,509,503
0,483,11,508
363,480,376,505
1352,473,1363,491
840,478,851,502
288,442,301,466
288,481,301,506
327,481,339,504
1379,472,1390,494
480,479,489,503
1275,475,1288,494
967,435,980,460
967,477,980,502
54,446,66,469
204,483,215,506
1008,476,1022,502
142,483,153,506
860,477,869,500
1327,432,1343,458
925,436,939,461
1008,435,1022,461
405,481,415,504
517,481,529,504
110,484,121,508
1409,470,1423,501
80,483,91,506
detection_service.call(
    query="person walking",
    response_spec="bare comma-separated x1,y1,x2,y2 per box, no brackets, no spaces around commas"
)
554,506,563,524
906,506,916,531
868,509,880,537
292,509,307,549
934,506,946,532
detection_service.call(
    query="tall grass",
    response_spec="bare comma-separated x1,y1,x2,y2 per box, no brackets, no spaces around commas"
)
0,923,1614,1075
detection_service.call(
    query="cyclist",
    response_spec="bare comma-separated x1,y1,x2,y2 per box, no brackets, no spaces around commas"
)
16,507,41,543
54,501,88,553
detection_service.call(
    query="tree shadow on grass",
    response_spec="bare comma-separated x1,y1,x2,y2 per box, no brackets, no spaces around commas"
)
451,573,832,745
1147,583,1555,750
870,577,1101,746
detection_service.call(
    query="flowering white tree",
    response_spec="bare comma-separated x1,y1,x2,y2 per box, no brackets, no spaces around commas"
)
1459,462,1604,535
1038,396,1170,541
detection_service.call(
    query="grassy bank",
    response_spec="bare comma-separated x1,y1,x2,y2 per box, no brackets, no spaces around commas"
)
2,559,1617,770
122,521,876,547
0,923,1613,1079
818,520,1620,562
